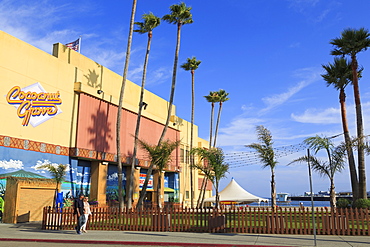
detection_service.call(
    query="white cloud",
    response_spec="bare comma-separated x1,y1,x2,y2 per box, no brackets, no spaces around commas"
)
260,67,321,113
32,160,70,172
291,107,341,124
91,49,126,74
291,101,370,132
75,181,91,186
107,172,126,181
217,117,263,147
146,67,172,86
289,42,301,48
0,1,81,52
0,159,24,170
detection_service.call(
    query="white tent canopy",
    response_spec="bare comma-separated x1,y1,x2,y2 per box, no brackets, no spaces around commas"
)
204,178,267,204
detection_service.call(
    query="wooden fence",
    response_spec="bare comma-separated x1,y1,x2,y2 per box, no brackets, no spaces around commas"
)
42,206,370,235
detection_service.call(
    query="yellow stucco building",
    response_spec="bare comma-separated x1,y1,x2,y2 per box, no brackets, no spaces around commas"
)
0,30,211,209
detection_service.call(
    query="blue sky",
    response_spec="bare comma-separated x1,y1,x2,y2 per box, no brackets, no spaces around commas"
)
2,0,370,198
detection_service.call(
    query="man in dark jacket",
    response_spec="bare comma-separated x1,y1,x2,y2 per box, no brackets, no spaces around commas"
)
74,194,85,234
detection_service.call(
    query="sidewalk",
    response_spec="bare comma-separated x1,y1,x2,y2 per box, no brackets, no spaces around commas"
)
0,222,369,247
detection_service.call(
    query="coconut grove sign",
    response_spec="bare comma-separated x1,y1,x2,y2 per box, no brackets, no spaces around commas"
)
6,83,62,127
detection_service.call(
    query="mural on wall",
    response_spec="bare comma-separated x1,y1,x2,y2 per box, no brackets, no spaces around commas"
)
139,171,153,190
164,173,180,202
5,82,63,127
106,165,126,202
0,147,90,198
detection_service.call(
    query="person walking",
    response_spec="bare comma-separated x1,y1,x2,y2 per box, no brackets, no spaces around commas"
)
73,194,85,234
80,196,92,233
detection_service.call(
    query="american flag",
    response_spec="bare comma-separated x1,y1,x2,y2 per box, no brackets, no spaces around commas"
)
65,38,80,52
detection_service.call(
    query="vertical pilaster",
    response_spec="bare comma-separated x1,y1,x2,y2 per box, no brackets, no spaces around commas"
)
153,170,165,205
90,161,107,205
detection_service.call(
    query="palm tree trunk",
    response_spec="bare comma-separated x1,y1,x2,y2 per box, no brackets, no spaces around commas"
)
339,88,359,201
116,0,138,210
128,31,153,209
197,176,206,207
329,177,336,209
158,22,182,144
215,182,219,209
137,162,154,209
138,23,182,209
271,167,276,210
351,55,367,199
213,102,223,147
157,172,162,208
190,70,194,208
200,177,208,206
209,103,214,149
54,183,59,208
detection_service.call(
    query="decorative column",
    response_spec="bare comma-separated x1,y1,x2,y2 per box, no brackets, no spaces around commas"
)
126,165,142,206
90,161,107,205
133,167,141,206
153,170,165,205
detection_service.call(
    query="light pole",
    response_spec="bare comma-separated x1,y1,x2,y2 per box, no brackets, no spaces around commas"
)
307,149,317,246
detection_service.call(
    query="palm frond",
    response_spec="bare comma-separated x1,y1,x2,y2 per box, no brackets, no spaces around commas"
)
162,2,193,25
134,12,161,34
37,164,68,184
137,138,180,171
246,126,277,169
181,56,201,71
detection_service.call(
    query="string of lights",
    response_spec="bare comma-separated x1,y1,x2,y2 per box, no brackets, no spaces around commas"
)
225,133,343,169
225,142,308,168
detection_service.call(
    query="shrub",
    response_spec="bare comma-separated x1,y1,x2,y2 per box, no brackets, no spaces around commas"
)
353,198,370,209
337,198,351,208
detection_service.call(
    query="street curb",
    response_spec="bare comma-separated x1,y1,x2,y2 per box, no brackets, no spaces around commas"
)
0,238,290,247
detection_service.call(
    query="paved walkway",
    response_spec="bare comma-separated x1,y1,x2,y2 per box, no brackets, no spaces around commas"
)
0,222,369,247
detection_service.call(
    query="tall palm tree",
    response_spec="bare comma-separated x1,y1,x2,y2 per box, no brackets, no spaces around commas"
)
246,126,277,210
330,27,370,199
194,91,219,207
137,2,193,209
204,91,219,149
181,56,201,208
322,57,360,201
158,2,193,144
191,147,229,209
127,13,160,209
116,0,138,210
137,139,180,208
213,89,229,147
37,164,68,207
289,137,346,208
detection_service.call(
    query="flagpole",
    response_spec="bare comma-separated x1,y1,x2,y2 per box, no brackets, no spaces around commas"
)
78,36,82,53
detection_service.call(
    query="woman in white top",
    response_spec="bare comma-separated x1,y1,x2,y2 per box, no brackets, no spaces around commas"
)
80,196,92,233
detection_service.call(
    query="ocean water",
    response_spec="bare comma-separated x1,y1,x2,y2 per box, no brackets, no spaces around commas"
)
248,200,330,207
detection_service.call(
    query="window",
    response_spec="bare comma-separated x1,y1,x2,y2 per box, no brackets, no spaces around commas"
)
180,148,185,163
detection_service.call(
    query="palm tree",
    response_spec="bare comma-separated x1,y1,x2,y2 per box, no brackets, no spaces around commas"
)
181,56,201,208
204,91,219,149
289,137,346,208
197,91,219,207
246,126,277,210
330,27,370,199
137,139,180,208
127,13,160,209
191,147,229,208
116,0,138,210
137,2,193,209
213,89,229,147
158,2,193,144
322,57,362,201
37,163,68,207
